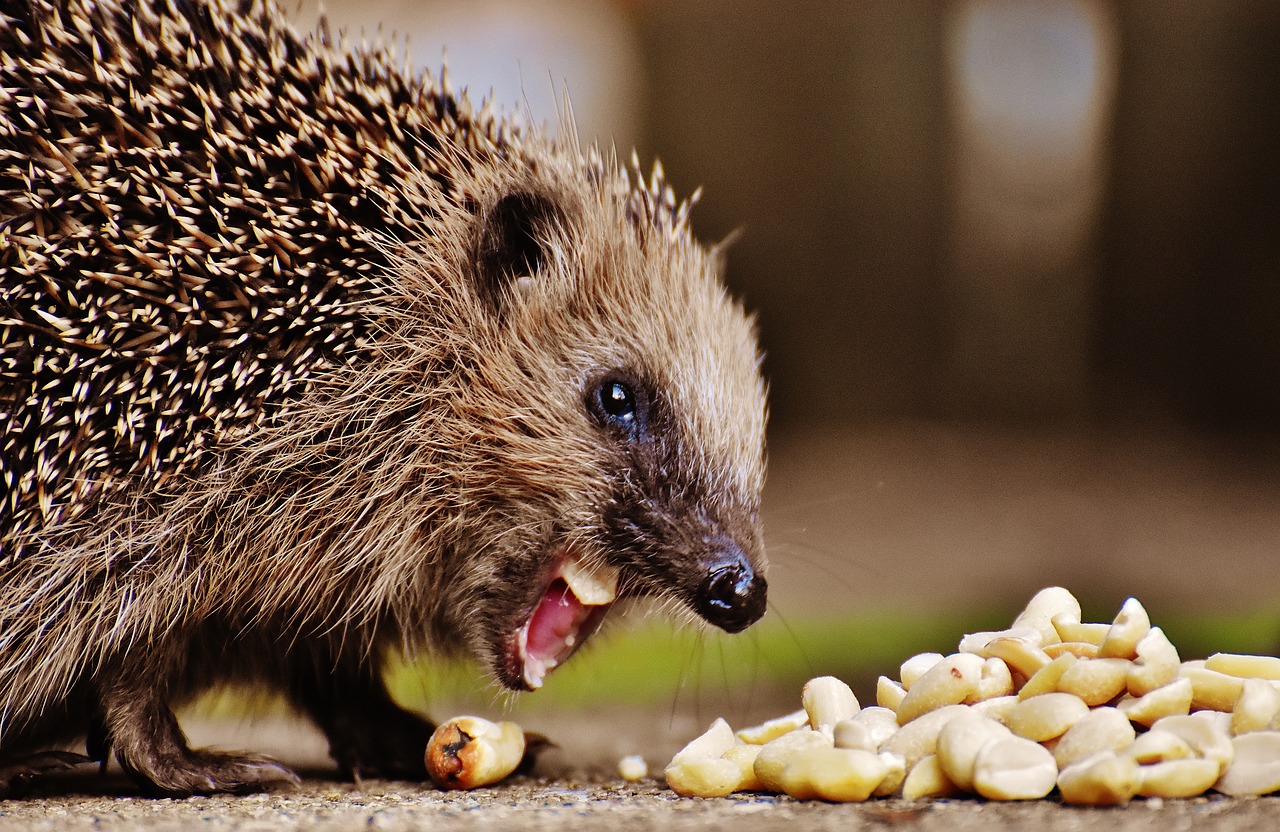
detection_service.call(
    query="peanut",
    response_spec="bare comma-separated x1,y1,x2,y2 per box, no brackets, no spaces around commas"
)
669,718,737,766
1057,751,1141,806
618,755,649,782
1058,658,1130,706
1117,676,1193,727
959,627,1043,656
971,735,1058,800
426,716,526,790
976,657,1014,701
664,718,758,797
1191,708,1234,735
753,729,832,793
736,709,807,745
721,745,764,792
985,637,1052,680
1053,706,1135,769
1011,586,1081,646
1205,652,1280,681
873,752,908,797
881,704,970,769
1006,693,1090,743
896,654,984,725
901,755,961,799
1044,642,1100,660
844,706,901,750
803,675,860,736
1182,664,1246,712
1018,653,1077,700
833,720,876,752
936,710,1012,791
665,757,747,798
1136,758,1223,799
1099,597,1150,660
1128,626,1180,696
877,676,907,711
1051,614,1110,646
1215,731,1280,796
1127,729,1193,765
972,694,1019,724
1149,713,1234,769
777,747,889,802
1233,678,1280,735
900,653,944,690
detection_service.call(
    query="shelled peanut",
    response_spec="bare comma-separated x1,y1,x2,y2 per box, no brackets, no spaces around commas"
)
426,716,527,789
664,587,1280,803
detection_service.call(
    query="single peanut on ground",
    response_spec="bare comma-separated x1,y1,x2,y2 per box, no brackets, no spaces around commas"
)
426,716,526,790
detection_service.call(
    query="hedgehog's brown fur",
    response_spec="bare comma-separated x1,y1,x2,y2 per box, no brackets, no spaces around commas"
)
0,0,768,796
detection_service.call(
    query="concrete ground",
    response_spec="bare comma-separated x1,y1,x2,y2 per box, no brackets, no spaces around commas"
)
4,712,1280,832
6,779,1280,832
5,423,1279,829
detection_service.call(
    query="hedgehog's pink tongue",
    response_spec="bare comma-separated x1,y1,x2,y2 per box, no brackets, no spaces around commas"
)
518,561,617,689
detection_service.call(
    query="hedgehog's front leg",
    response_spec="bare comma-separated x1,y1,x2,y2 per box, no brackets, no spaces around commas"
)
95,657,298,796
290,648,435,780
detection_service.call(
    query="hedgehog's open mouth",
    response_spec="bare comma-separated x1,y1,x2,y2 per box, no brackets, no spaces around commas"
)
508,554,618,691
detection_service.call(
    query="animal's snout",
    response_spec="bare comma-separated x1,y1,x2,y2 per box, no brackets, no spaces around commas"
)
693,539,767,633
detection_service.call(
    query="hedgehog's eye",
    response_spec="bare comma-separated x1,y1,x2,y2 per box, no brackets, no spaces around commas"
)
600,382,636,421
588,375,646,439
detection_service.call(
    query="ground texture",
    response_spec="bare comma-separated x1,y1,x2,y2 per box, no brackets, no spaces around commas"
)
4,712,1280,831
6,763,1280,832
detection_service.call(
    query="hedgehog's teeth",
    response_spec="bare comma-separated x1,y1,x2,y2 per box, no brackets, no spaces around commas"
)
559,557,618,606
516,557,618,690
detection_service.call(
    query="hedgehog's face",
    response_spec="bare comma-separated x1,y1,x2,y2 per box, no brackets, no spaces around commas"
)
445,172,768,691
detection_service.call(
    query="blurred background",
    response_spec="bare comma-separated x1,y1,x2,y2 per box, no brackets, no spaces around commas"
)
235,0,1280,736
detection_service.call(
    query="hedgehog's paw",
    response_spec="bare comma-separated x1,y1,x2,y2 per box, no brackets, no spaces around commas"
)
293,661,435,781
0,751,94,797
117,747,299,797
317,698,434,781
99,679,299,796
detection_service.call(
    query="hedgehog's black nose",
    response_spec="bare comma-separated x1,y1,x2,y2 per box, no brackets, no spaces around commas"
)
693,540,767,633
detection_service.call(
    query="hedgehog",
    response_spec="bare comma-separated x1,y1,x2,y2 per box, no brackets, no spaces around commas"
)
0,0,768,797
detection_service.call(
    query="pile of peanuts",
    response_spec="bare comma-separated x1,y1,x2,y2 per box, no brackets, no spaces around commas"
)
664,587,1280,804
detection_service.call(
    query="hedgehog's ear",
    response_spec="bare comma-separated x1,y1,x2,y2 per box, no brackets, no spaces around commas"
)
473,190,563,310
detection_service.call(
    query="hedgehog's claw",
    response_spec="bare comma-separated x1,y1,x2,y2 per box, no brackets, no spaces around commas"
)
119,749,299,798
0,751,94,797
